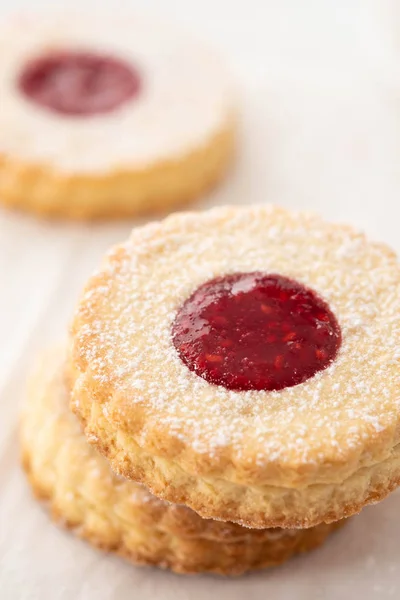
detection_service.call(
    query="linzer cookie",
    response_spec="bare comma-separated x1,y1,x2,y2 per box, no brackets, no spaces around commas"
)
0,14,235,219
69,205,400,528
20,349,345,575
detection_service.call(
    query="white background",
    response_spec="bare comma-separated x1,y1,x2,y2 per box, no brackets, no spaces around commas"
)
1,1,400,598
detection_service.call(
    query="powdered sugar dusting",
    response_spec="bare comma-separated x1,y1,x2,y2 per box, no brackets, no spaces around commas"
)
73,205,400,481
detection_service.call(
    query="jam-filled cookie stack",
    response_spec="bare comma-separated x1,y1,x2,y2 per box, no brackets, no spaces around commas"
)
21,205,400,574
0,14,235,219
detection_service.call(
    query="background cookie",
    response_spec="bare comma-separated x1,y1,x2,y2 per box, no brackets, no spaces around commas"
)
20,349,345,575
0,13,235,219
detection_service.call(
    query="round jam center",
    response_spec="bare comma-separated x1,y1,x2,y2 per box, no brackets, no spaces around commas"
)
172,272,341,392
18,51,141,116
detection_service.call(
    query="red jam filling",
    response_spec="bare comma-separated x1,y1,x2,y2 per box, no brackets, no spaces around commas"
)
172,272,341,392
18,51,141,116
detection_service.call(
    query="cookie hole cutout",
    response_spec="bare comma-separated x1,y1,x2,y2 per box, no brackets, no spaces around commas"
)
172,272,342,392
18,50,141,116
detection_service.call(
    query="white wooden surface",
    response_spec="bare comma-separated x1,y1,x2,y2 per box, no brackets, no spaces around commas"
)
2,1,400,598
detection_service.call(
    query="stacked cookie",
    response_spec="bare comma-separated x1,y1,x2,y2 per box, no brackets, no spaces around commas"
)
21,205,400,574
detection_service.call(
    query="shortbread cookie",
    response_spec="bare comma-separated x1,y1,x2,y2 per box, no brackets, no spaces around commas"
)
20,351,344,575
0,14,235,219
69,205,400,528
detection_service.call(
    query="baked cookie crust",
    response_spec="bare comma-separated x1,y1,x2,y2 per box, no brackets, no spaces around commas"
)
20,350,344,575
0,122,234,220
69,205,400,528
